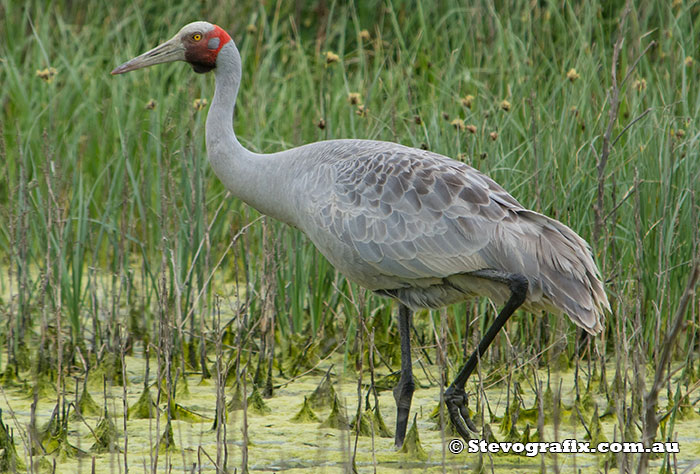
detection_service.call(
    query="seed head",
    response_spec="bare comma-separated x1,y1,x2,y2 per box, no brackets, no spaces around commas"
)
356,105,369,117
500,100,511,112
36,67,58,83
442,112,450,121
566,68,580,82
674,128,685,139
451,119,466,131
489,131,498,141
317,118,326,129
348,92,361,105
466,124,477,134
246,24,257,35
461,94,475,108
145,99,157,110
685,56,694,67
193,98,208,111
359,30,371,42
633,78,647,92
325,51,340,64
413,115,422,125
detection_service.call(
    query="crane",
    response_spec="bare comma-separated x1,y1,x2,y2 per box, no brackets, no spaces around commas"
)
112,21,610,448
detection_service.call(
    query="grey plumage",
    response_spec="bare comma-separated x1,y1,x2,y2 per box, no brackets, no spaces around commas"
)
293,139,609,334
112,21,611,447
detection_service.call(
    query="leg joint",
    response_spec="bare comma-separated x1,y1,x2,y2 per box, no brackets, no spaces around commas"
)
393,377,415,399
509,273,528,306
468,269,529,306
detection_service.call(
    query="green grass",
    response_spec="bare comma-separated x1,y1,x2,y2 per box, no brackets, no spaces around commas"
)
0,0,699,471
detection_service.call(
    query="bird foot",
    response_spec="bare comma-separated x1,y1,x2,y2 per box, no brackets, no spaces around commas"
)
444,386,478,441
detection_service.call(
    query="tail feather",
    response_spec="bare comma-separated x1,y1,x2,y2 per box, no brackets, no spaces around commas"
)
488,210,610,334
534,215,609,333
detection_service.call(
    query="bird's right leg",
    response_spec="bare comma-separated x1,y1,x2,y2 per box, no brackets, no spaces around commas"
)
444,269,528,441
393,303,415,448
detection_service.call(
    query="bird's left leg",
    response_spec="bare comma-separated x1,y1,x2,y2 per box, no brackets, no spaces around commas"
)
444,269,528,441
393,303,415,448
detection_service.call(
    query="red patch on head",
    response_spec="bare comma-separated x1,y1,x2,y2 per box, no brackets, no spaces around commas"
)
206,25,231,58
207,25,231,49
185,24,232,72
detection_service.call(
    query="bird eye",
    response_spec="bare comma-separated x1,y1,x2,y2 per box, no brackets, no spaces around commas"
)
192,33,202,41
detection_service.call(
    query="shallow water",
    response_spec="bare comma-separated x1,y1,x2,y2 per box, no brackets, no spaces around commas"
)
1,348,698,473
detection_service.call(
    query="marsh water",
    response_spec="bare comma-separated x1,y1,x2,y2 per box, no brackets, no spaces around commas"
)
1,344,699,473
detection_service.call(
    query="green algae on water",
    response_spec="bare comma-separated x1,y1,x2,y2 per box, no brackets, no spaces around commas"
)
37,404,84,459
350,404,392,438
0,364,23,389
309,367,337,409
399,414,427,461
291,396,320,423
284,336,320,376
157,421,176,452
248,386,271,415
351,408,373,436
72,386,101,420
0,409,24,471
24,373,56,401
482,423,499,443
173,371,190,399
499,396,521,441
128,385,157,419
33,456,53,474
226,382,244,412
585,404,608,444
374,372,400,392
87,353,123,389
90,413,120,453
369,405,392,438
172,403,212,423
669,384,698,421
320,396,349,430
43,428,87,460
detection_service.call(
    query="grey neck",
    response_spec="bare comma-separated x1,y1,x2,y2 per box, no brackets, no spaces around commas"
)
205,41,296,225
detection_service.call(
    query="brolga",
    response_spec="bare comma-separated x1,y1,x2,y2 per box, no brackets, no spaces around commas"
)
113,21,610,448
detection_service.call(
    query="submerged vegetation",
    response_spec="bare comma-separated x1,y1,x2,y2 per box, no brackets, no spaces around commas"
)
0,0,699,471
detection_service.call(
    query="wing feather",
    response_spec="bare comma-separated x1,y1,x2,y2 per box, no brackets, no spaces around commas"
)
300,140,608,332
307,144,505,281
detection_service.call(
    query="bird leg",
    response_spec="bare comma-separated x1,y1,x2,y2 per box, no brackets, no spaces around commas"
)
444,269,528,441
393,303,415,448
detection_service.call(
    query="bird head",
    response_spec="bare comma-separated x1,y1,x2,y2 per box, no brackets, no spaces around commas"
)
111,21,231,75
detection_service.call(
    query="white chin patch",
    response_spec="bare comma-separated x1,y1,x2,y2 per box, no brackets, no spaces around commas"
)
207,37,220,50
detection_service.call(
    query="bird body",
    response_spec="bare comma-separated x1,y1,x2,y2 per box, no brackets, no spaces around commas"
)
200,38,608,332
113,21,610,447
210,130,608,333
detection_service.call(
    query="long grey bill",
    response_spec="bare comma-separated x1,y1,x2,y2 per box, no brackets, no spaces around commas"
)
111,36,184,75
